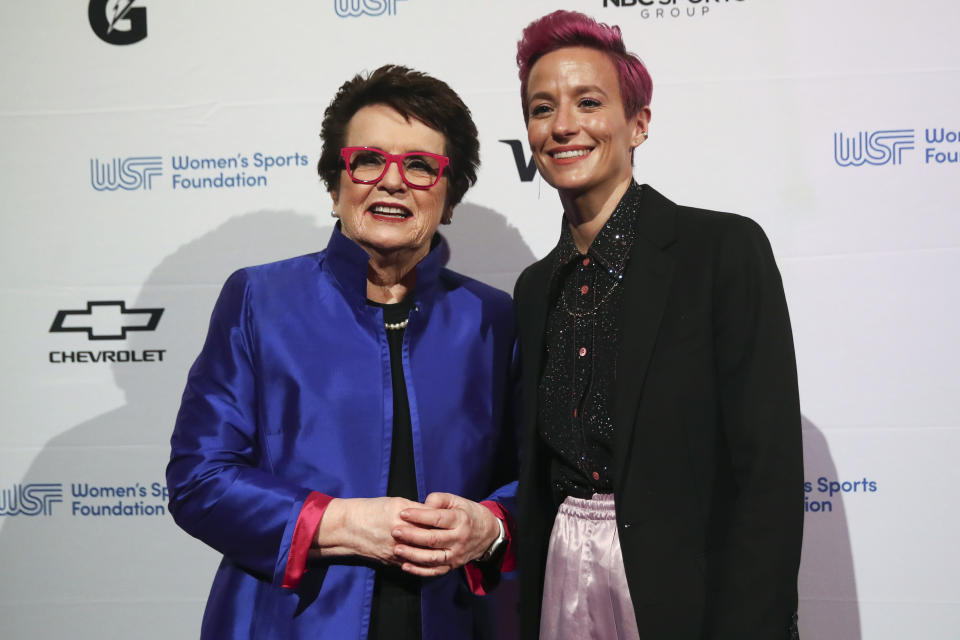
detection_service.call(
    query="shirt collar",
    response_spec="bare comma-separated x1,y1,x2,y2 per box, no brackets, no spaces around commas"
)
550,180,643,275
323,222,450,308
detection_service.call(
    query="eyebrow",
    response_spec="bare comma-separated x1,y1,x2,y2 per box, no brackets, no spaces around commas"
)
572,84,609,97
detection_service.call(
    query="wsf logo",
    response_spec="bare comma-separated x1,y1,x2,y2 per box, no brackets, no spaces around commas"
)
88,0,148,45
90,156,163,191
0,484,63,517
50,301,163,341
834,129,915,167
335,0,407,18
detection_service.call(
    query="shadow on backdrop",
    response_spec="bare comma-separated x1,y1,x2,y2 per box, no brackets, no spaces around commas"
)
799,415,862,639
0,204,532,640
444,201,537,295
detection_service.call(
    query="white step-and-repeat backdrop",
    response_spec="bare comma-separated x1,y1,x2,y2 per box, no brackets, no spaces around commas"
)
2,1,958,638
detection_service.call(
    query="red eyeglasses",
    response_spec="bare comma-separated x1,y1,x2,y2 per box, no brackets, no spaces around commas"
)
340,147,450,189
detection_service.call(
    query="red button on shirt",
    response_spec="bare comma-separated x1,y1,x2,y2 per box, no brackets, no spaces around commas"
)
578,347,587,357
573,408,578,418
592,471,600,481
582,257,591,266
580,285,589,295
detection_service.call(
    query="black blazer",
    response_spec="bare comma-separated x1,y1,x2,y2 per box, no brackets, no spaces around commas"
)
514,185,803,639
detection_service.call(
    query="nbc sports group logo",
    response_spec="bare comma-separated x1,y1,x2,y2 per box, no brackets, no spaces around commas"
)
602,0,745,20
0,484,63,516
335,0,407,18
49,301,167,364
834,127,960,167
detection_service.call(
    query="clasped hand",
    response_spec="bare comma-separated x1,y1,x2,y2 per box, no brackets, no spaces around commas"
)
313,493,500,577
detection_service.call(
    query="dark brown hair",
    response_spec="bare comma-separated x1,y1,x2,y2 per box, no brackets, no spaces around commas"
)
318,65,479,223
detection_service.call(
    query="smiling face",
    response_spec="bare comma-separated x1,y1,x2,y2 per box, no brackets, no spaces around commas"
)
331,103,451,260
526,46,650,201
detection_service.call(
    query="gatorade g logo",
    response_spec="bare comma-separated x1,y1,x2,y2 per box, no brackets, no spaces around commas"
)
89,0,147,45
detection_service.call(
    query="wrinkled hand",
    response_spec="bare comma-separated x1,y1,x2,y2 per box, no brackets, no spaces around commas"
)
312,496,425,566
392,492,500,577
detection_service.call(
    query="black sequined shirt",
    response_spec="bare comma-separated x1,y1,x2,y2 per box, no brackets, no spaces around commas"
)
537,181,642,503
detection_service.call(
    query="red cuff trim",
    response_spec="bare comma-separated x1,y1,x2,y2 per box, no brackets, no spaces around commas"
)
282,491,333,589
480,500,516,572
464,501,516,595
463,558,488,595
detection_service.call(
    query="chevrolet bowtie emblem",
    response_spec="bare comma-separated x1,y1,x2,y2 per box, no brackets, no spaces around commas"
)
50,301,164,340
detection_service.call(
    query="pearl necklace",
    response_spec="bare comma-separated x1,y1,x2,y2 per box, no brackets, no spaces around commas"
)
384,319,409,330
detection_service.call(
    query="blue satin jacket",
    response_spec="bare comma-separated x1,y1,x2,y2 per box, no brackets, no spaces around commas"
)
167,227,519,639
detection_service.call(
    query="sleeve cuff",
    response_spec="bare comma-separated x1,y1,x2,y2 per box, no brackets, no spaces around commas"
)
464,500,516,595
281,491,333,589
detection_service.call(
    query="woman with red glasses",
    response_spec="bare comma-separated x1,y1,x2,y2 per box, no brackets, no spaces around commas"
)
167,65,517,640
511,11,803,640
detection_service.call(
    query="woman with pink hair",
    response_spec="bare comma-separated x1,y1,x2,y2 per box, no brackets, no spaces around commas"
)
512,10,803,640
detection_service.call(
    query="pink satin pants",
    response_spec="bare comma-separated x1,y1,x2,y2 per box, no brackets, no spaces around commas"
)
539,494,640,640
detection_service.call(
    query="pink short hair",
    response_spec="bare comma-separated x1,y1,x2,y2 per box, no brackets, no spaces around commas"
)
516,10,653,121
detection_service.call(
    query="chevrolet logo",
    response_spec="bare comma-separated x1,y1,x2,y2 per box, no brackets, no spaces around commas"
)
50,301,164,340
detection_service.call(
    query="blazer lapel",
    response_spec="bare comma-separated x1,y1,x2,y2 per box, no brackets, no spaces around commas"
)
612,185,678,488
516,256,555,448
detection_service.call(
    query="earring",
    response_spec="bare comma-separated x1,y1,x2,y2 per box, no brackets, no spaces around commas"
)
330,210,339,218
